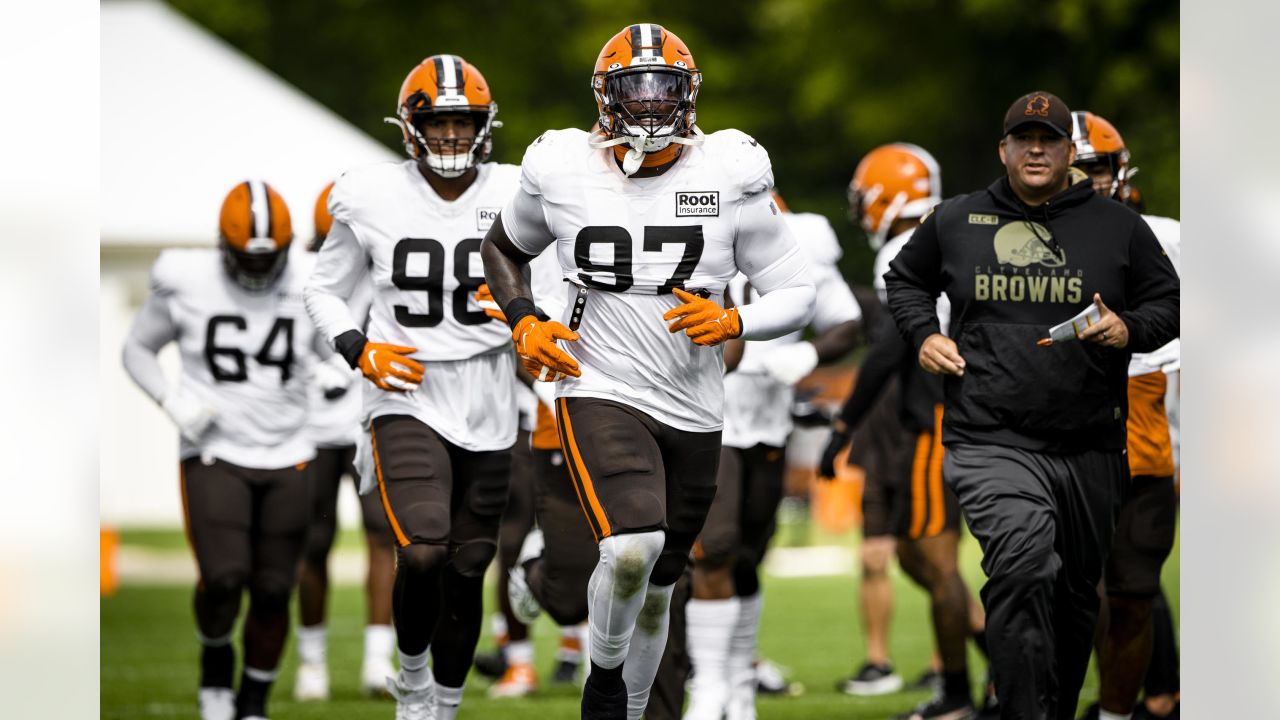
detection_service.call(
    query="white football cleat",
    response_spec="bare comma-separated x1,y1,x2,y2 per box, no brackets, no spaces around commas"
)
293,661,329,701
508,528,545,625
387,672,438,720
362,655,395,697
487,662,538,698
197,687,235,720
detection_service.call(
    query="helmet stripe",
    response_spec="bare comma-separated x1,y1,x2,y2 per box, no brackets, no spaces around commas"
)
630,24,643,57
247,180,270,239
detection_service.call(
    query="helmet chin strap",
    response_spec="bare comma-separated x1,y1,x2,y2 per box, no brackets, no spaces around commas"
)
590,127,704,176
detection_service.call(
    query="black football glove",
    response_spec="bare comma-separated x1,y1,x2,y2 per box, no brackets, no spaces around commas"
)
818,423,852,481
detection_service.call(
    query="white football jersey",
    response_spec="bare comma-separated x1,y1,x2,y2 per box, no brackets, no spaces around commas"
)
151,248,318,468
308,160,521,451
1129,214,1180,377
295,249,371,448
329,160,520,361
502,128,808,432
723,212,861,448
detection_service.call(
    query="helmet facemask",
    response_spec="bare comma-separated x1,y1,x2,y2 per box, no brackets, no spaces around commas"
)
590,66,703,175
389,93,501,179
222,236,288,292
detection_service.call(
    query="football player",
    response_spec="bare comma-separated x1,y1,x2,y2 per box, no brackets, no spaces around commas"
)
1071,111,1181,720
122,181,322,720
480,24,816,720
293,182,398,701
820,144,988,720
304,55,519,720
679,194,862,720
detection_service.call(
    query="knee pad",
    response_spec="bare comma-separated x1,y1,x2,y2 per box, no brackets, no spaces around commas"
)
201,568,248,602
449,539,497,578
649,549,690,587
397,542,448,577
249,580,292,615
598,530,665,598
304,522,338,566
543,589,590,627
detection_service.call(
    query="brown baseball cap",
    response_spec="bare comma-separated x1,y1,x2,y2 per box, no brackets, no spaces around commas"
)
1002,91,1071,137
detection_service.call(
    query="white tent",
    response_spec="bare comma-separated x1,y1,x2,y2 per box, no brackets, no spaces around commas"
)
101,0,397,525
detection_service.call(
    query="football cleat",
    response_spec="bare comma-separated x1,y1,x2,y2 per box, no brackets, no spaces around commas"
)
472,647,508,679
907,669,943,692
198,687,235,720
836,661,903,696
387,672,438,720
755,658,804,697
552,658,580,685
293,661,329,701
361,654,395,698
487,662,538,698
891,691,976,720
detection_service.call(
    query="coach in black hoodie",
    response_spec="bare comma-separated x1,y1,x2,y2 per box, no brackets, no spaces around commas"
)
885,91,1179,720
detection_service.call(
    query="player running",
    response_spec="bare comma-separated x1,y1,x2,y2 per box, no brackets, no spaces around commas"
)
305,54,519,720
1071,110,1181,720
122,181,321,720
293,182,399,701
480,23,816,720
820,144,989,719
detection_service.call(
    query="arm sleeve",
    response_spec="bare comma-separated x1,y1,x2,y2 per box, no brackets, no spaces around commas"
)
1119,216,1180,353
837,309,909,429
500,185,556,257
884,210,946,350
121,290,178,405
733,193,816,340
304,219,367,347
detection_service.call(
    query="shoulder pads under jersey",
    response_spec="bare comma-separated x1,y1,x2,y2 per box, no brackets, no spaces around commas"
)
518,129,591,197
701,128,774,200
328,160,409,227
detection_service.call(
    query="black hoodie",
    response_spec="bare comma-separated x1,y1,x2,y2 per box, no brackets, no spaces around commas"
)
884,174,1179,453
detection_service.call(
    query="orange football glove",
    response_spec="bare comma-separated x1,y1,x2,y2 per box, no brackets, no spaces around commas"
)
358,342,424,392
512,316,581,381
474,284,506,321
664,287,742,346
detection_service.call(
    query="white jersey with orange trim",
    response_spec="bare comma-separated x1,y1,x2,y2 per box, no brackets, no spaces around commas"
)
723,212,862,448
502,128,815,432
305,160,521,452
1129,214,1180,377
138,248,318,469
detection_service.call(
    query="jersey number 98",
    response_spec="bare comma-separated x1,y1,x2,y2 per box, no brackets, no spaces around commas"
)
391,237,488,327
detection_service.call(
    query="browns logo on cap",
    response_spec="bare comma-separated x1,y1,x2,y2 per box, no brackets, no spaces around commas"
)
1003,90,1071,137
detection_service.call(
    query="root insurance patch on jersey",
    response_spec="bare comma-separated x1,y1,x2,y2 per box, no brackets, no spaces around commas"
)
675,191,719,217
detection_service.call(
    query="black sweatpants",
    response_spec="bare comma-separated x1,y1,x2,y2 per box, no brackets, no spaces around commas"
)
944,443,1127,720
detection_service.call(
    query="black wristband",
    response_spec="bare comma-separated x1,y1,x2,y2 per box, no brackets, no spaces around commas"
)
504,297,539,330
334,329,368,370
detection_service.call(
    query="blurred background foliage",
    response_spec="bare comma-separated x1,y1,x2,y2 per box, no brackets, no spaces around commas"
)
168,0,1178,282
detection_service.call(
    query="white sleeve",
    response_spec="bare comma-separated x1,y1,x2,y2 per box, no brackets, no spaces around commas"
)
733,193,816,340
121,290,178,405
809,262,861,332
500,185,556,256
305,219,367,346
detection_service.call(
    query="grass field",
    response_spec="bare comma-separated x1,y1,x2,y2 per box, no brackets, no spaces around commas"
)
102,523,1178,719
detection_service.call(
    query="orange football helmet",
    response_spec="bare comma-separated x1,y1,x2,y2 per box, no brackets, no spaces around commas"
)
387,54,501,178
309,181,334,251
1071,111,1135,201
218,180,293,291
588,24,703,175
849,143,941,250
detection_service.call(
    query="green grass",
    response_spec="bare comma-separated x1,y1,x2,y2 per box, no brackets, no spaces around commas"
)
102,525,1178,719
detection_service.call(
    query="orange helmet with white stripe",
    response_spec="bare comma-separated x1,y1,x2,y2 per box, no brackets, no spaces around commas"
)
849,143,942,250
387,54,501,178
218,180,293,291
1071,111,1135,201
309,181,334,251
589,24,703,175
